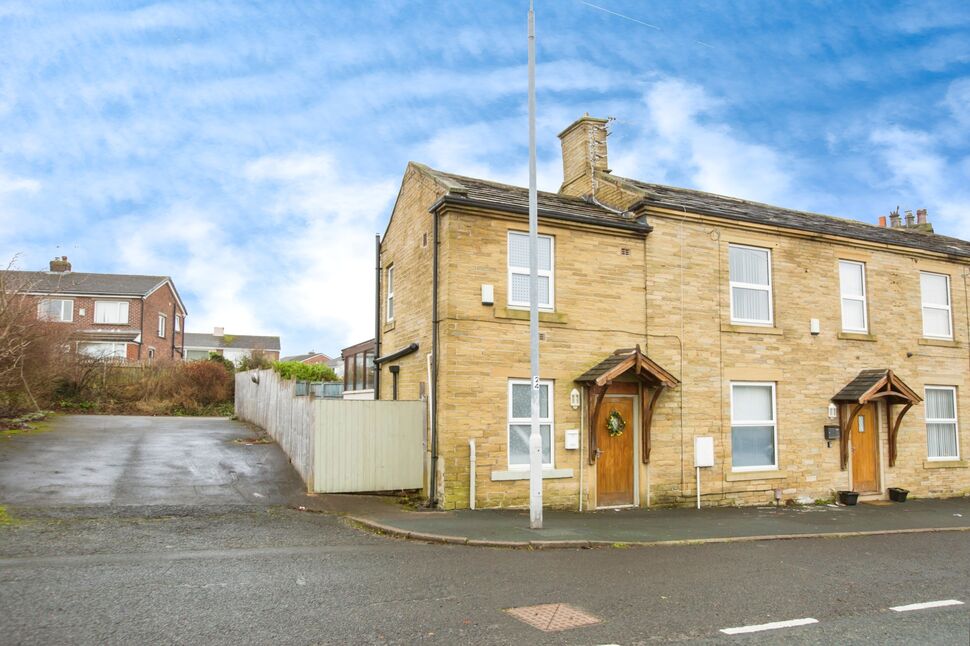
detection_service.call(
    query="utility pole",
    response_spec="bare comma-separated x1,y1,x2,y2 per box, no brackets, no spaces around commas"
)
527,0,542,529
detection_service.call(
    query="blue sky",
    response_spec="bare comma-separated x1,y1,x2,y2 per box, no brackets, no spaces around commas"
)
3,1,969,357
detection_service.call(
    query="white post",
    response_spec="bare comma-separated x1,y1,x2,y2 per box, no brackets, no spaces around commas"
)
527,0,543,530
469,439,476,510
696,466,701,510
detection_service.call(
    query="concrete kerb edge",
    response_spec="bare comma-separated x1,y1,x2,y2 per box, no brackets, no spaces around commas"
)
345,516,970,549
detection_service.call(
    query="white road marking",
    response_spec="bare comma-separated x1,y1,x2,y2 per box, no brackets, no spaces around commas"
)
720,618,819,635
890,600,964,612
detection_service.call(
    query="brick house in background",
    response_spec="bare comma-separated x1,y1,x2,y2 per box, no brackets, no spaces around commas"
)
183,327,280,364
2,257,186,361
376,114,970,511
280,351,332,365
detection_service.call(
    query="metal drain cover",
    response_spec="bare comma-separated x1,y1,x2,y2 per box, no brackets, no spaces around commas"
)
505,603,602,632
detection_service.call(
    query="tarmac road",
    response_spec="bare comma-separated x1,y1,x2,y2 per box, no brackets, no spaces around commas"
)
1,416,967,645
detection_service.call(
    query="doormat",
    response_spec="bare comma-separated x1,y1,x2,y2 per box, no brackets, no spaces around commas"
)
504,603,601,632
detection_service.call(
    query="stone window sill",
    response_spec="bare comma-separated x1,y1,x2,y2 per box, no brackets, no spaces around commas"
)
491,468,573,481
721,324,784,336
725,470,787,482
838,332,877,342
383,320,396,333
495,307,568,325
923,459,967,469
918,338,960,348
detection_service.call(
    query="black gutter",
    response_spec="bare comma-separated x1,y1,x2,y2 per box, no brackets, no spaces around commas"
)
428,195,652,234
429,210,440,508
137,297,145,360
374,233,381,399
374,342,419,365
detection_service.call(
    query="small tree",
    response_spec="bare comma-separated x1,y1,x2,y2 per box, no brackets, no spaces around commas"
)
236,349,273,372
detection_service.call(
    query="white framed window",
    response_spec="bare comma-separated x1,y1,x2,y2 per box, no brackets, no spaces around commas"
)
148,347,156,360
78,341,127,360
94,300,129,324
157,314,167,338
386,265,395,322
920,272,952,339
37,298,73,322
925,386,960,460
729,244,773,325
507,231,554,309
839,260,868,332
507,379,553,469
174,316,181,333
730,382,778,471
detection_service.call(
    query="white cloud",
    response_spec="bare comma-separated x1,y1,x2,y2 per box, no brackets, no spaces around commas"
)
944,77,970,125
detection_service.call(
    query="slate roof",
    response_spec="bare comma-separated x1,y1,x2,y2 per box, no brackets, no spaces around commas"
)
2,270,171,296
620,177,970,259
832,369,890,402
416,161,970,259
575,353,630,383
281,352,331,362
184,333,281,351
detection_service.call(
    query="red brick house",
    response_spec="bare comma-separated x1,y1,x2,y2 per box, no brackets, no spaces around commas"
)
280,351,332,365
2,256,187,361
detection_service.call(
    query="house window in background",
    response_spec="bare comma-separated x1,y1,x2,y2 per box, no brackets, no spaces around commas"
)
730,382,778,471
38,299,73,322
79,341,127,360
729,244,773,325
920,272,952,339
925,386,960,460
508,231,553,309
94,300,129,324
839,260,868,333
158,314,166,338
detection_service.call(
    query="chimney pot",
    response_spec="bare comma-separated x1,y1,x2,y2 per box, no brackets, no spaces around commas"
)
557,114,611,198
917,208,928,224
878,216,887,227
904,210,915,226
49,256,72,272
213,326,224,337
889,212,901,228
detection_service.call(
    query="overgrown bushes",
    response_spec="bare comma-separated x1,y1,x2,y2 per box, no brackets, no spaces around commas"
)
271,360,339,382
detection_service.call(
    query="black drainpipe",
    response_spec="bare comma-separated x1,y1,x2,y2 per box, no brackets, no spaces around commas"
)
137,297,145,360
374,233,381,399
171,302,177,359
389,365,400,400
429,210,440,508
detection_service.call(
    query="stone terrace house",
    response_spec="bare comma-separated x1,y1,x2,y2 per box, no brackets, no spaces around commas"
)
375,114,970,511
183,327,280,364
3,257,186,361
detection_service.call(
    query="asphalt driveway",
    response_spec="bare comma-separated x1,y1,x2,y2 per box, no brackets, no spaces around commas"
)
0,415,304,510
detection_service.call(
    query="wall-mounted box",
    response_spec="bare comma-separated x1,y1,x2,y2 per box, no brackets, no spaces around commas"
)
694,436,714,467
824,425,840,441
564,429,579,450
481,284,494,305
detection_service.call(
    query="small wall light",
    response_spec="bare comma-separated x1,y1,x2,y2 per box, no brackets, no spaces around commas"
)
827,402,837,419
569,388,581,410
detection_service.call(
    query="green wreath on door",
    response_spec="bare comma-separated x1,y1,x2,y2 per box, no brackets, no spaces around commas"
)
606,409,626,437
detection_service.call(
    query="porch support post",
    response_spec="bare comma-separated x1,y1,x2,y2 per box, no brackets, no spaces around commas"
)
889,402,913,467
839,403,864,470
588,384,607,465
641,385,664,464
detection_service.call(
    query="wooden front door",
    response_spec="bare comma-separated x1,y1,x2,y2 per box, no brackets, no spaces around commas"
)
851,403,880,493
595,396,635,507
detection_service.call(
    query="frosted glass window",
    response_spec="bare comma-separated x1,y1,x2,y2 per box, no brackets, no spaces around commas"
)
508,379,553,468
729,245,772,325
386,266,395,322
731,383,777,470
925,386,959,460
920,273,951,338
508,232,553,308
94,301,129,324
839,260,868,332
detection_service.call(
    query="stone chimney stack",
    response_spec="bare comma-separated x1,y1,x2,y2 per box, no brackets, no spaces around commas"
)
889,209,901,228
558,114,610,198
917,208,927,225
49,256,71,272
213,326,224,337
904,210,915,226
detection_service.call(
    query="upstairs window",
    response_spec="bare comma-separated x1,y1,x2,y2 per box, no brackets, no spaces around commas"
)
920,272,952,339
507,379,553,469
174,316,181,333
925,386,960,460
386,265,395,322
508,231,554,309
94,301,129,324
157,314,167,338
839,260,868,332
729,245,773,325
38,299,73,322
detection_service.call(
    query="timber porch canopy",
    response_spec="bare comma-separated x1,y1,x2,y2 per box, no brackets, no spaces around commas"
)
831,369,922,469
575,346,679,465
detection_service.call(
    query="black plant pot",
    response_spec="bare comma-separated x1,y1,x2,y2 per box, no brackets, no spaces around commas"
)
888,487,909,503
837,490,859,506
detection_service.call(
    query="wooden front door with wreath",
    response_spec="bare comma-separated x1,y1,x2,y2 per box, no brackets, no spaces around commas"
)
595,394,636,507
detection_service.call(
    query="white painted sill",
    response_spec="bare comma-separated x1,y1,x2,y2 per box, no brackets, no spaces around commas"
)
491,468,573,481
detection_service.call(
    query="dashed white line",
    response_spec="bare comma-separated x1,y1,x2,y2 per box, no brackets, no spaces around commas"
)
720,617,819,635
890,599,964,612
